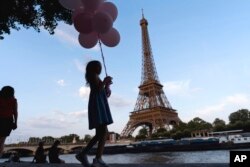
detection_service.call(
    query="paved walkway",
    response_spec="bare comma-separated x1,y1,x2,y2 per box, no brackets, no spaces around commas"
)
0,163,229,167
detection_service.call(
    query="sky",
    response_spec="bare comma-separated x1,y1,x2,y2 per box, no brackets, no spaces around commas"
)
1,0,250,143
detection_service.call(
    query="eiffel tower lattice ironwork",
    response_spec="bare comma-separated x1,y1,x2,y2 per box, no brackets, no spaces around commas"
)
121,14,180,137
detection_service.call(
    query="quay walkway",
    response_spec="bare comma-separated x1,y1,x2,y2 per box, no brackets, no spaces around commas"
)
0,163,229,167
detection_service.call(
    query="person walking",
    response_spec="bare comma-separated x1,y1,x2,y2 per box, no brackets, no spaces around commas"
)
76,60,113,167
0,86,18,157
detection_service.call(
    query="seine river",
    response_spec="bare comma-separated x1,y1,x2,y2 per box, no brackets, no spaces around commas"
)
1,149,250,164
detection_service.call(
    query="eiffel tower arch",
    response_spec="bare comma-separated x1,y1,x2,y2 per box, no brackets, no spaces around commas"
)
121,14,181,137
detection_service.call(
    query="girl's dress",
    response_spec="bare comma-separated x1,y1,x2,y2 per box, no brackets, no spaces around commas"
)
88,84,113,130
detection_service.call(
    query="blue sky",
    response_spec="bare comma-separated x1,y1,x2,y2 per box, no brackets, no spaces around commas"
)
1,0,250,143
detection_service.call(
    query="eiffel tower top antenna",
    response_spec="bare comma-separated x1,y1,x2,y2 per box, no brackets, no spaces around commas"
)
139,10,160,85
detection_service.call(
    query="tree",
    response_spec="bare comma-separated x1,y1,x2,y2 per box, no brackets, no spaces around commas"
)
171,130,191,140
0,0,71,39
135,126,148,140
83,134,92,143
60,134,80,143
171,121,188,133
229,109,250,124
212,118,226,131
28,137,41,144
41,136,55,144
151,128,171,139
187,117,212,131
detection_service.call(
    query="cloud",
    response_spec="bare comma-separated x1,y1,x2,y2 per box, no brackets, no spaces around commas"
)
54,24,99,51
26,110,88,130
79,86,90,99
79,86,133,108
8,109,89,140
68,110,88,118
54,28,79,46
224,94,249,105
193,94,250,122
74,59,86,73
163,80,201,97
109,94,134,108
27,116,69,129
57,79,66,87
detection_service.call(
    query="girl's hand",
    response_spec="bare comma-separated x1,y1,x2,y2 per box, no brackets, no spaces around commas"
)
104,76,113,85
12,123,17,130
105,85,112,97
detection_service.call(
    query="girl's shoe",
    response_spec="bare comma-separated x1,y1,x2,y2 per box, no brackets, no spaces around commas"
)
75,153,90,167
92,158,109,167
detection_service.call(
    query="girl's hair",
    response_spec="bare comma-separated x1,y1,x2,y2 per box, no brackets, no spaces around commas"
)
85,60,102,85
0,86,15,99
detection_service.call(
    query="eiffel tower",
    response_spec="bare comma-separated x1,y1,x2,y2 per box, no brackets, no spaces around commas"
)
121,13,180,137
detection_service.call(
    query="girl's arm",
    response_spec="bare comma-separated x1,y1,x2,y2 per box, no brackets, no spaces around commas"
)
13,99,18,130
92,75,112,91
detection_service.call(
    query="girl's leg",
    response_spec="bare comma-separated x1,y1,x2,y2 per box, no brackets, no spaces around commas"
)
81,125,106,154
76,127,103,166
96,125,108,159
81,135,98,153
0,137,6,155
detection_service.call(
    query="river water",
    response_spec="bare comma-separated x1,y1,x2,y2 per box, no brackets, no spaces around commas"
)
2,149,250,164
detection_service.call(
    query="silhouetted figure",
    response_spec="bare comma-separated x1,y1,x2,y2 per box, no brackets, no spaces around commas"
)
75,60,113,167
0,86,18,156
8,152,20,163
48,140,65,164
32,141,47,163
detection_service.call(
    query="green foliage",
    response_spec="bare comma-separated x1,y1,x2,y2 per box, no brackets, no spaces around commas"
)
135,127,148,140
212,118,226,132
28,137,41,144
171,130,191,140
83,134,92,143
0,0,72,39
41,136,55,144
151,128,171,139
229,109,250,124
138,127,148,136
187,117,213,131
60,134,80,143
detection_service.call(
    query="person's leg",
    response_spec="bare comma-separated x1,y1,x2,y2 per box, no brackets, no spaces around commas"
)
82,134,99,154
0,137,6,155
96,125,108,159
76,128,102,167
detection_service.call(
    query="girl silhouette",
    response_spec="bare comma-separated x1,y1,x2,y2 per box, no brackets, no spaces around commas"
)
76,60,113,167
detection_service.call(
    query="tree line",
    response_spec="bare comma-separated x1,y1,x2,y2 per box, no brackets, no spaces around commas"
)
135,109,250,140
26,132,120,145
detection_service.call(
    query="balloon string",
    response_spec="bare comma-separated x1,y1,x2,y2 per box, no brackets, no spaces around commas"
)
98,39,108,77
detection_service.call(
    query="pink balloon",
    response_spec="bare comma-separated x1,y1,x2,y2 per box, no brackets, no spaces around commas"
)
79,32,98,49
59,0,83,11
100,28,120,47
72,8,85,22
81,0,104,11
73,12,93,34
98,2,118,21
92,12,113,34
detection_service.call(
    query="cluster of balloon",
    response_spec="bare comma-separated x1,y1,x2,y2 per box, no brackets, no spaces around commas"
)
59,0,120,49
59,0,119,96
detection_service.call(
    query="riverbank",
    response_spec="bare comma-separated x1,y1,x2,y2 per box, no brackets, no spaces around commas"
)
0,163,229,167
